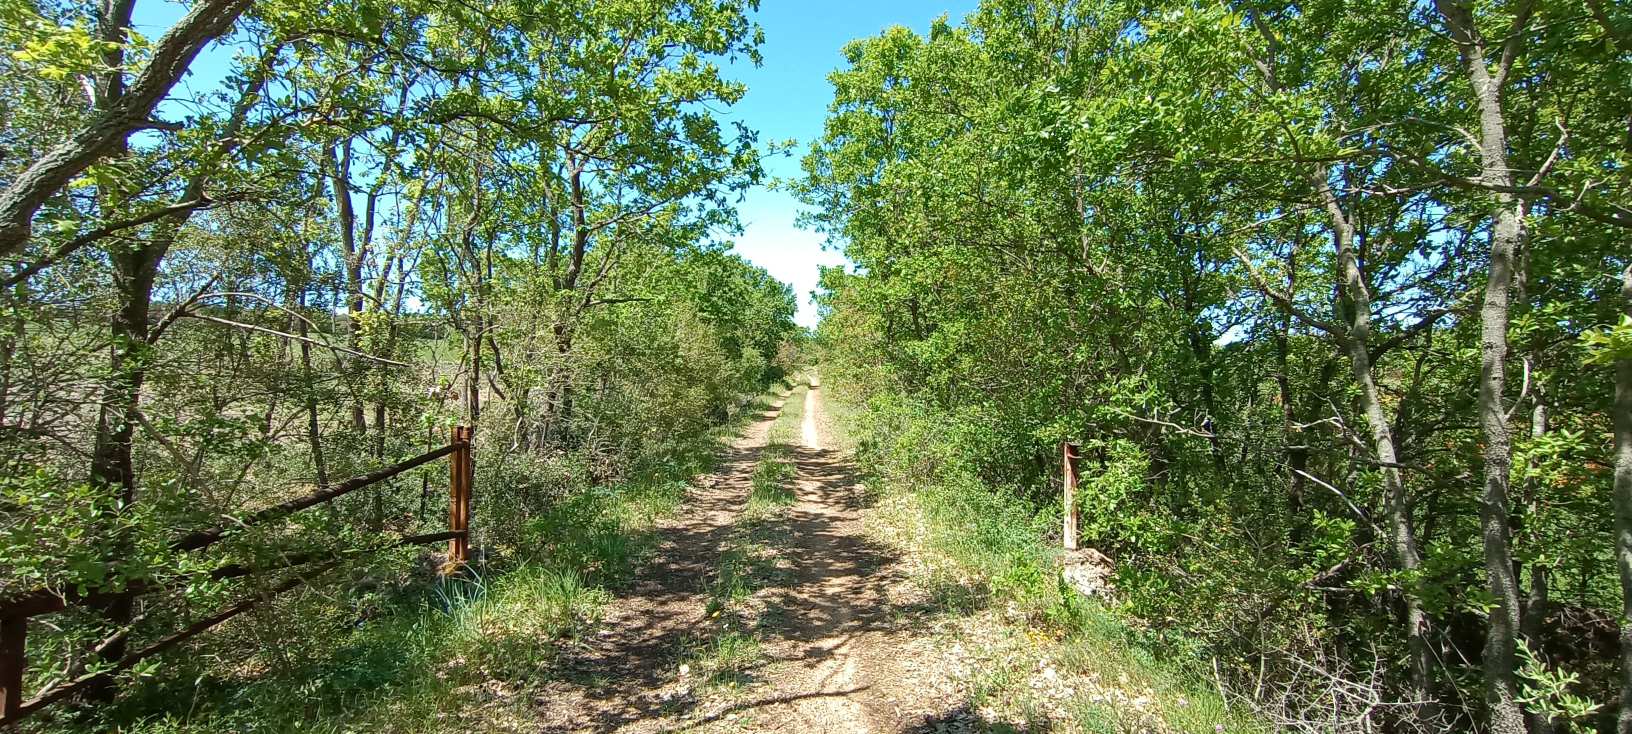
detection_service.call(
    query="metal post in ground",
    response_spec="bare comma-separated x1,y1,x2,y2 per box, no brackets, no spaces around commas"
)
1,615,25,723
447,426,471,569
459,426,473,563
1062,442,1080,551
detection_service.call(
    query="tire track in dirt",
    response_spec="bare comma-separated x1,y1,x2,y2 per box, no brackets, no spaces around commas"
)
800,386,820,450
534,381,953,733
766,381,879,733
531,395,788,733
698,379,951,733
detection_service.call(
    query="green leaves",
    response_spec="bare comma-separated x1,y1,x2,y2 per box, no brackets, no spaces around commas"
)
0,470,174,596
0,1,118,81
1517,639,1604,727
1579,315,1632,366
805,0,1632,726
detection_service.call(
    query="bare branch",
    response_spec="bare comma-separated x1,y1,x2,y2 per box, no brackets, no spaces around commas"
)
180,314,411,367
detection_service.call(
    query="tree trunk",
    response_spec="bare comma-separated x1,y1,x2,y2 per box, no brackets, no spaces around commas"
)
1276,307,1308,543
82,28,272,698
0,0,250,257
1310,167,1441,720
543,323,576,446
1433,3,1529,723
82,0,141,696
294,289,329,487
1475,202,1527,734
86,237,161,695
466,313,482,427
327,144,368,433
1613,264,1632,734
1185,313,1225,472
1275,241,1308,542
1522,378,1554,734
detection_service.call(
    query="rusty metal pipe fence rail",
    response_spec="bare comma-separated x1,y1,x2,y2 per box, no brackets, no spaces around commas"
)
0,425,476,727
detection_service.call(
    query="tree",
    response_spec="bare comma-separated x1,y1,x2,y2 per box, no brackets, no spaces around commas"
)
801,1,1630,729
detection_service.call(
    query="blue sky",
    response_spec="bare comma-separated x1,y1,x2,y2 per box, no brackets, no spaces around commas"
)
133,1,980,327
717,1,978,326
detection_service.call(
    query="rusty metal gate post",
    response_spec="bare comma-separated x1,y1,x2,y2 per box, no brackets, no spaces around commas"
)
1,615,24,722
461,425,473,562
1062,442,1081,551
447,426,473,569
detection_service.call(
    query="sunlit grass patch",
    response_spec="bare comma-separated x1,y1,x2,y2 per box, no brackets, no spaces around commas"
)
748,377,803,520
687,422,801,701
680,630,764,691
442,566,611,680
767,382,808,447
745,454,796,516
102,559,617,734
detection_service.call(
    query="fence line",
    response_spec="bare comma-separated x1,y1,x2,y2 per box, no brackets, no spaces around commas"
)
0,426,474,727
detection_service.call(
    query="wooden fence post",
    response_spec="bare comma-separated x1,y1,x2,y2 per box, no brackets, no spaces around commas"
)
1,615,24,722
1062,442,1080,551
447,426,472,569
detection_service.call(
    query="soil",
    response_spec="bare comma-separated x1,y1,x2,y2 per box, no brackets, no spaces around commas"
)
532,383,957,733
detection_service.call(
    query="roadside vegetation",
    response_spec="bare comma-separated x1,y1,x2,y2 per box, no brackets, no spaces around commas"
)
799,1,1632,731
40,389,791,733
820,379,1256,734
0,0,797,730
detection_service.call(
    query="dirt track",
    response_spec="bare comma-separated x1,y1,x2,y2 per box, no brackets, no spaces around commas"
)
719,382,913,733
535,382,951,733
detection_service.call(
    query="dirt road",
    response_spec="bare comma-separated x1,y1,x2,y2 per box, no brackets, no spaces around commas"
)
537,383,950,733
724,381,913,733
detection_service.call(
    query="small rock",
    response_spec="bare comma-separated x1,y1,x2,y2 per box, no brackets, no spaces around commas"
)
1061,547,1117,601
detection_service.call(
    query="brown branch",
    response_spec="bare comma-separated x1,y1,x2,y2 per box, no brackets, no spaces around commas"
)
148,275,221,344
585,296,654,308
1230,246,1348,338
2,196,241,288
1111,409,1216,439
0,0,252,258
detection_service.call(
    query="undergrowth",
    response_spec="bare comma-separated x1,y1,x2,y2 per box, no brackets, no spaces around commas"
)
25,388,791,734
745,450,796,516
831,377,1266,734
